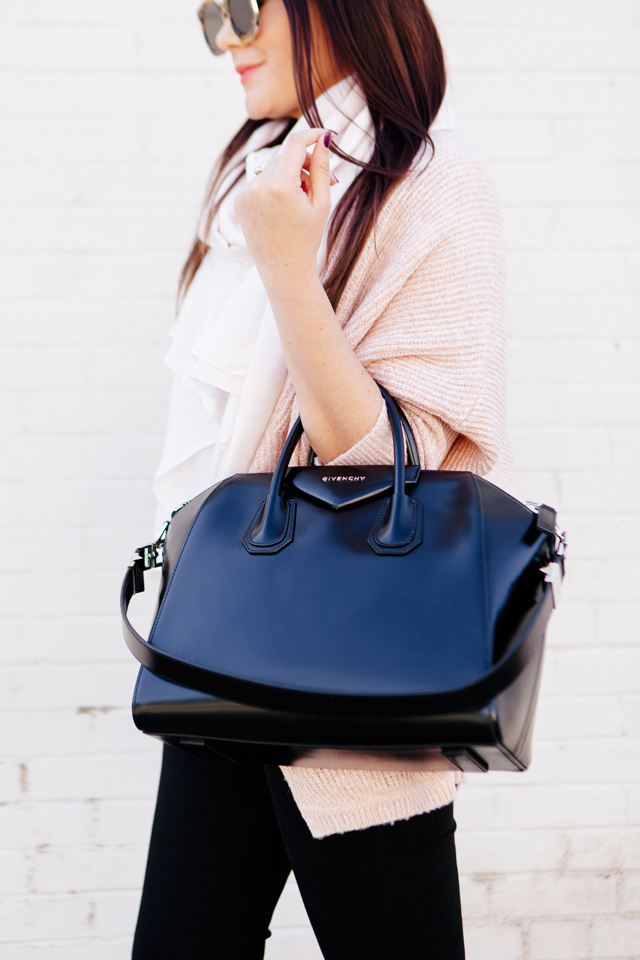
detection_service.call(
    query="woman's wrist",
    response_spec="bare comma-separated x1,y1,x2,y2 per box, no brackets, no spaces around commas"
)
257,260,323,301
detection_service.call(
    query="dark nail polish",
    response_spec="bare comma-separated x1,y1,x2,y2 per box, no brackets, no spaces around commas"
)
324,131,333,148
332,174,339,184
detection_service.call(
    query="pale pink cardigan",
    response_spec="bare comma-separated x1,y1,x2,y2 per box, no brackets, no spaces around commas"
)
250,131,519,838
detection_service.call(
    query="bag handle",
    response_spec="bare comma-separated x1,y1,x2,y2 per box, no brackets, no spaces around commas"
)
306,397,420,468
248,387,422,553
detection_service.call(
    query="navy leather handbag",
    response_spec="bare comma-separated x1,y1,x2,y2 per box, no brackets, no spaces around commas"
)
121,390,565,774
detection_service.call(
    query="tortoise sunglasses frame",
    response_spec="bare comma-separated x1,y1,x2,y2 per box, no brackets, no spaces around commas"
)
197,0,261,55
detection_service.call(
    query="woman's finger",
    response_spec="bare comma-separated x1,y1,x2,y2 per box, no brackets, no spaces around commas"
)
306,129,333,206
300,165,338,188
274,129,331,184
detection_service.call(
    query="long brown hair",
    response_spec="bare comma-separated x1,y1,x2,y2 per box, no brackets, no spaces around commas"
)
179,0,446,309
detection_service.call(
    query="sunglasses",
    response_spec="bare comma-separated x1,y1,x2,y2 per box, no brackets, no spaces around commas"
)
197,0,261,56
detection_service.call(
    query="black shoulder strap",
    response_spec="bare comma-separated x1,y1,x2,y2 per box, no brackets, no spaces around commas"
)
121,562,554,717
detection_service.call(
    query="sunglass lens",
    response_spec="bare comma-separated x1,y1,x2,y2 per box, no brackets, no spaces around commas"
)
202,3,224,55
228,0,256,39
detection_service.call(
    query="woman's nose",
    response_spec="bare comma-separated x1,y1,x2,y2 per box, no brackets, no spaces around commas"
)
215,13,244,53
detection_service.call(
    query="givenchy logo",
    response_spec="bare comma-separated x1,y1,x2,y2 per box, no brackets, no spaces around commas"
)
321,476,366,483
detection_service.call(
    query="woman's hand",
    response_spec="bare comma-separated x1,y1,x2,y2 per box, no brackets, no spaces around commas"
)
233,128,334,286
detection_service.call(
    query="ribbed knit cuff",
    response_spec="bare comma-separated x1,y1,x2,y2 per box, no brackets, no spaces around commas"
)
323,402,394,467
280,768,464,839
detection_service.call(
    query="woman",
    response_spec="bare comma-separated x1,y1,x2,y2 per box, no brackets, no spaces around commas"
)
134,0,519,956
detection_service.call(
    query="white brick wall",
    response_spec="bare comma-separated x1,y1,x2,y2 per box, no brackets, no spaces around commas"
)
0,0,637,957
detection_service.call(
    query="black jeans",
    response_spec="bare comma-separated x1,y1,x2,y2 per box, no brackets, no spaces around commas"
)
132,745,465,959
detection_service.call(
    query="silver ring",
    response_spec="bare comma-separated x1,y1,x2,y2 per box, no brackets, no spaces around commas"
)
253,165,265,176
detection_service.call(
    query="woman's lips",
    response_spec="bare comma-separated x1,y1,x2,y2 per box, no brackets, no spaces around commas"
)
237,64,261,84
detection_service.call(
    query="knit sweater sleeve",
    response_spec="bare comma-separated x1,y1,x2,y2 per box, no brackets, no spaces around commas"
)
326,133,508,475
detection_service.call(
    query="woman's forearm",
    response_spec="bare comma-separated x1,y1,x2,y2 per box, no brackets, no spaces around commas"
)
261,266,383,463
233,127,382,459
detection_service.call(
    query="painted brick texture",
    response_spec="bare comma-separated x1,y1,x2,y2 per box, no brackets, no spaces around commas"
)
0,0,638,957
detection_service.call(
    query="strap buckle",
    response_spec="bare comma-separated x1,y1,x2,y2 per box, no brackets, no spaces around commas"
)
526,501,567,606
526,502,567,556
128,521,169,593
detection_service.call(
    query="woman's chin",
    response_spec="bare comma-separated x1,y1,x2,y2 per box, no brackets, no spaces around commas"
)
245,102,269,121
244,92,270,121
244,89,300,122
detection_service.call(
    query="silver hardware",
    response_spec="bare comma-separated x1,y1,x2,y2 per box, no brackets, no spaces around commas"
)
541,560,563,606
555,528,568,556
141,545,157,570
526,501,567,606
128,520,170,577
526,501,567,560
541,562,562,584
